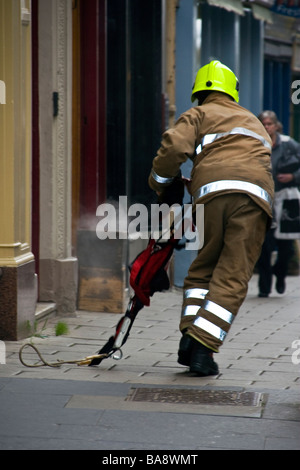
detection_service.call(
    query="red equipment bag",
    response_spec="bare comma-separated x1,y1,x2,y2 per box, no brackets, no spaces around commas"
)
129,235,179,306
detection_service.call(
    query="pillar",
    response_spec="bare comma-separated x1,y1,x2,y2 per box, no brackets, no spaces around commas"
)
38,0,78,314
0,0,37,340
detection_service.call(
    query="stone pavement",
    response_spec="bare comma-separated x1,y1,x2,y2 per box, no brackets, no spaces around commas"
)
0,274,299,451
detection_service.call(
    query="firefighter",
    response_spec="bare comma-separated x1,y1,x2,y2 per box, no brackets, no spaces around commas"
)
148,60,274,376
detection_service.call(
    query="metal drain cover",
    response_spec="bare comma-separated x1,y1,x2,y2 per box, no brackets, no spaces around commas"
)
127,388,262,407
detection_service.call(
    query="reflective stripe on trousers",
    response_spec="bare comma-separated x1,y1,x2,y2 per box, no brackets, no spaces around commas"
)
182,292,234,342
184,287,208,300
181,287,208,317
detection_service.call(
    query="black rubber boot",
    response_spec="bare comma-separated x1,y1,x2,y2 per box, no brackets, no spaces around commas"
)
189,339,219,376
177,334,194,366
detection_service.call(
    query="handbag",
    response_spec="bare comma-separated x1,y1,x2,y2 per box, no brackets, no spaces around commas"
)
274,186,300,239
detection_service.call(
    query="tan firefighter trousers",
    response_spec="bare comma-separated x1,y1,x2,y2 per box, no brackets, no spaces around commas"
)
180,193,268,352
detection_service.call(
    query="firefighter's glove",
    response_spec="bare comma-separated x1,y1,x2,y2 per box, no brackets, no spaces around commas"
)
157,175,185,206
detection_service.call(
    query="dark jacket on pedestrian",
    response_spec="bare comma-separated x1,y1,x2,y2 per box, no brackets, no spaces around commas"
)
272,133,300,191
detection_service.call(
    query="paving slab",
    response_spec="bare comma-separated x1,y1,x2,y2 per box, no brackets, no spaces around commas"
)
0,274,300,450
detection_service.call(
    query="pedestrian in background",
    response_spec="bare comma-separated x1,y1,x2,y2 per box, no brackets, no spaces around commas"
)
257,110,300,297
148,60,274,376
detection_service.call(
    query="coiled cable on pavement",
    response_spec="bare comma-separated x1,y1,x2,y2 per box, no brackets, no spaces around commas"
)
18,343,111,368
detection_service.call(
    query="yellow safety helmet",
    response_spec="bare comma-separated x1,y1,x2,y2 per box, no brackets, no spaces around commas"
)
191,60,239,103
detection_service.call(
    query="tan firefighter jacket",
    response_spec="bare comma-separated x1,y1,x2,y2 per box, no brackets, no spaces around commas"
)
149,92,274,218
